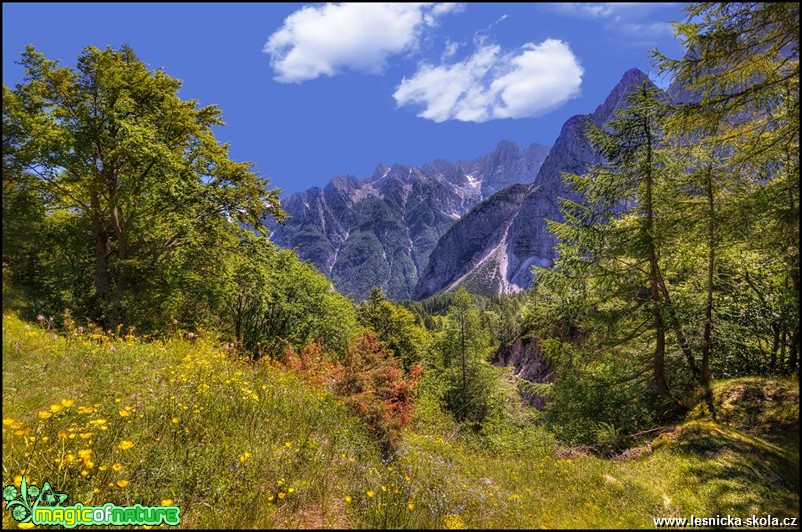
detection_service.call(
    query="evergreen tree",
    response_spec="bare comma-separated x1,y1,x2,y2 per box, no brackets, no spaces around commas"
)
437,288,499,428
654,2,800,374
551,83,691,405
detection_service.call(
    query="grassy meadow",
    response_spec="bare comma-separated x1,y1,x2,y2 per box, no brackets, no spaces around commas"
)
2,313,798,529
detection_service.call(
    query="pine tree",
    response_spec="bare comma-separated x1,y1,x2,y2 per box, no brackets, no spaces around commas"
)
437,288,498,428
552,82,692,405
653,2,799,375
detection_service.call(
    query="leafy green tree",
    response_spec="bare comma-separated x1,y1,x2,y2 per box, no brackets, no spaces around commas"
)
3,44,285,327
223,237,360,359
358,287,430,368
553,83,696,405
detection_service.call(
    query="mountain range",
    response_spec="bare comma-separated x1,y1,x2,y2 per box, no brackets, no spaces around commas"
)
266,141,550,300
266,68,654,301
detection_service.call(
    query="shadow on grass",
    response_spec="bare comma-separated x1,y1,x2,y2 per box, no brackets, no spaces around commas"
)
659,421,799,517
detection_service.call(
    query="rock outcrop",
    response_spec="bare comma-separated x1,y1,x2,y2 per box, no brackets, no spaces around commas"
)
492,336,554,409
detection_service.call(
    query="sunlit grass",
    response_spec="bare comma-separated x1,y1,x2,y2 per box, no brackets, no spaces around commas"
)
2,314,387,528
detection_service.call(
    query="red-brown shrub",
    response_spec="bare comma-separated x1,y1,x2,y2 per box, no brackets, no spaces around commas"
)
279,332,421,455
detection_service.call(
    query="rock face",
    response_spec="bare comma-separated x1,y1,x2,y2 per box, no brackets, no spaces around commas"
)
415,68,655,298
414,183,538,299
492,336,554,408
266,141,550,300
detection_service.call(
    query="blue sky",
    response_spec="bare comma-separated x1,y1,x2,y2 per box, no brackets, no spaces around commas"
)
3,2,688,195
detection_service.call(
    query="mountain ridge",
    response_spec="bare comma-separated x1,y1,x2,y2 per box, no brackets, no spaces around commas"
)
415,68,656,298
265,140,550,300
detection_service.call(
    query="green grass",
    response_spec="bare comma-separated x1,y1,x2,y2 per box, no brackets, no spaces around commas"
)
3,314,799,529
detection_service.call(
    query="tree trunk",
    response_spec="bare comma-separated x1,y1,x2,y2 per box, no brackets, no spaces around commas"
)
770,323,780,370
91,189,110,326
654,265,702,380
460,312,466,407
702,168,717,420
644,115,671,400
652,284,670,399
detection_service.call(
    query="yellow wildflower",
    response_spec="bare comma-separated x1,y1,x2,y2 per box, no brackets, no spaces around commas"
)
112,463,123,472
172,417,179,424
18,523,35,529
2,418,14,425
119,410,130,417
407,502,415,510
50,404,64,413
442,514,465,529
116,479,129,488
161,499,174,506
61,399,75,407
278,492,286,499
80,432,93,439
118,440,134,450
38,410,53,419
367,490,375,498
345,496,352,503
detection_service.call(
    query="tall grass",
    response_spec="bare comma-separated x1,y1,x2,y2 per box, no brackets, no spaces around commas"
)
3,313,799,529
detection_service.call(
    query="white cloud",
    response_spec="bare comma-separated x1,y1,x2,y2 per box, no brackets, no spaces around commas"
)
553,3,616,18
264,3,463,83
551,3,674,20
393,39,583,123
441,39,460,61
619,21,674,37
549,3,677,38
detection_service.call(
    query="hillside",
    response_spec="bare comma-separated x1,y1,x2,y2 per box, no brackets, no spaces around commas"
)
3,314,798,529
3,5,798,530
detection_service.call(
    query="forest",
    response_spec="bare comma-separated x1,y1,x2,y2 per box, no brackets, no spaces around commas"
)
2,3,799,529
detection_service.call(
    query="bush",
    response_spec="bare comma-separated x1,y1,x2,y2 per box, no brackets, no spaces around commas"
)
282,333,422,456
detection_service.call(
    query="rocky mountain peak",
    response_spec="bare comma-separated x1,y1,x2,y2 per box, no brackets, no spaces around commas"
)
490,139,521,161
593,68,653,125
370,163,391,181
415,68,658,298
